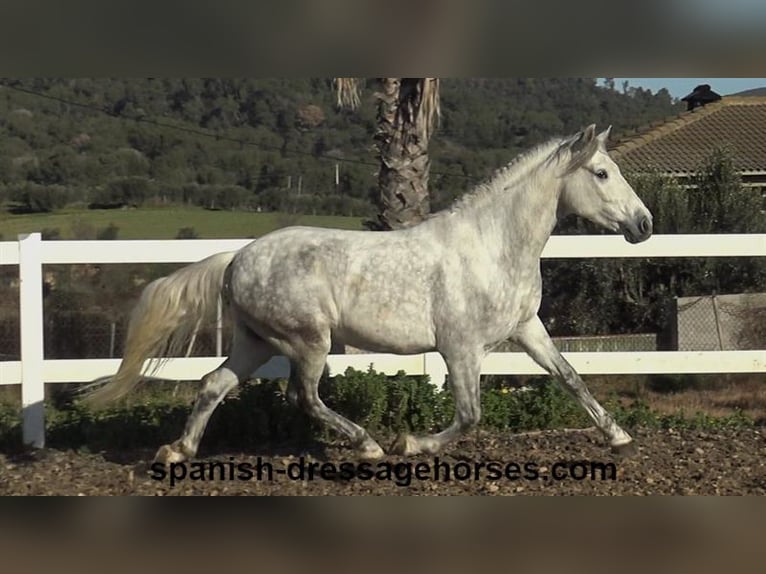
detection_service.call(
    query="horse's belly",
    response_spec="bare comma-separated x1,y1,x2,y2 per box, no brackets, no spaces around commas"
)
337,311,436,354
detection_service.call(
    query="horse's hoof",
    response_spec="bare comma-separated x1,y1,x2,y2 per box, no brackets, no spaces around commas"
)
389,433,419,456
357,441,385,461
611,441,638,458
153,443,187,465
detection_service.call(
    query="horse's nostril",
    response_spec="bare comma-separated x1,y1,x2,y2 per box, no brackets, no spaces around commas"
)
639,217,651,235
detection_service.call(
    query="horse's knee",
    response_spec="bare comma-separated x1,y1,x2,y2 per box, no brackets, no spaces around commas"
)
200,371,217,391
201,367,239,397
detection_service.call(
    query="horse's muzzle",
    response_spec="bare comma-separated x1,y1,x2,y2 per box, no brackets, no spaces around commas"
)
622,216,653,244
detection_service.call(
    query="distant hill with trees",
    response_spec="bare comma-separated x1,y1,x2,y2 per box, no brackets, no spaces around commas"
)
0,78,682,217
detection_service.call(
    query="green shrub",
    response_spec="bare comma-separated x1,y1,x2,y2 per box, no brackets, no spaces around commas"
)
324,368,447,434
96,223,120,240
646,374,703,394
0,403,21,452
0,368,756,453
482,382,589,431
175,226,199,239
41,227,61,240
10,183,73,212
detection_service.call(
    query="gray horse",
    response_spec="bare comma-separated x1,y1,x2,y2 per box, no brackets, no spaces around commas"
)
84,124,652,463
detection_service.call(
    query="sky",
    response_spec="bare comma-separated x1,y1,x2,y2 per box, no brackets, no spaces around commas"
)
607,78,766,99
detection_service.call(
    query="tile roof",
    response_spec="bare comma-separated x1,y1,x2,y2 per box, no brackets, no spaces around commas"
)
610,97,766,175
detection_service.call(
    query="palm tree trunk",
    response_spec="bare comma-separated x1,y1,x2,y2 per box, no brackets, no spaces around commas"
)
334,77,440,231
369,78,439,230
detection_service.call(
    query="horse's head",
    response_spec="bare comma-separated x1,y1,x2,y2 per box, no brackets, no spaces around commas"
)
557,124,652,244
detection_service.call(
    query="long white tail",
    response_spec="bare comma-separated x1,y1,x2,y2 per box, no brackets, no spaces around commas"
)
82,251,237,407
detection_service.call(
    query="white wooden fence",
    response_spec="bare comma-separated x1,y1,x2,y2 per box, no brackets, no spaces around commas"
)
1,232,765,448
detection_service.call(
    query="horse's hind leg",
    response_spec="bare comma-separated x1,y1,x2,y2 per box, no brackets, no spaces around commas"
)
283,332,385,460
391,350,483,456
512,315,635,456
154,323,275,464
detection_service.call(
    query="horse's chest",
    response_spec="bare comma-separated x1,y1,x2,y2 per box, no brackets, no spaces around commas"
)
479,272,541,336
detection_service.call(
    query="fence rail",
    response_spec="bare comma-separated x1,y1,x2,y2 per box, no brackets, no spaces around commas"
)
1,232,765,447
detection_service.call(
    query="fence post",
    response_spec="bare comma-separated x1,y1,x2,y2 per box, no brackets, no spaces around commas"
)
711,295,725,350
19,233,45,448
109,321,116,358
216,296,223,357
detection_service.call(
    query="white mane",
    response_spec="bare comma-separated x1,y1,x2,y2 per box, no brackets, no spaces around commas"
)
437,136,572,217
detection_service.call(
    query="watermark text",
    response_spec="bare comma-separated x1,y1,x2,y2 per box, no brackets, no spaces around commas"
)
150,456,617,488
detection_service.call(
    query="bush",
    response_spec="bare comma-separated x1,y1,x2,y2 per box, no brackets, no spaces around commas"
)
210,185,250,210
41,227,61,240
325,368,444,434
176,226,199,239
90,176,156,207
646,374,709,394
96,223,120,240
0,403,21,452
10,183,73,212
482,383,589,431
0,368,755,453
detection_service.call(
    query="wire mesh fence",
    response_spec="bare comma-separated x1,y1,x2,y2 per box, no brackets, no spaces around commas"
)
489,333,658,353
670,293,766,351
38,311,232,359
0,264,233,362
0,267,20,362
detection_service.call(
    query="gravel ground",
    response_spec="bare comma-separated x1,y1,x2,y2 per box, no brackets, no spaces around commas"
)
1,427,764,495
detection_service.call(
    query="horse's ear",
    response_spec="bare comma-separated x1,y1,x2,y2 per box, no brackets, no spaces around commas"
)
564,124,599,172
570,124,596,153
597,125,612,144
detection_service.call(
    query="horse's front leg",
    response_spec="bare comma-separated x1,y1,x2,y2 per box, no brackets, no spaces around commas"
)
512,315,636,456
390,350,483,456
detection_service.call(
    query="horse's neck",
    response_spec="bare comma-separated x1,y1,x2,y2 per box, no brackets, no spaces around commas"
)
480,170,561,265
423,159,562,268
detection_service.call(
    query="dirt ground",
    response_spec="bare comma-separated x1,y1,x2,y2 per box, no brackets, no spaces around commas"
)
2,426,764,495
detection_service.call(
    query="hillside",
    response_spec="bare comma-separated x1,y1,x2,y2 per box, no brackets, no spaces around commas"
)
0,78,683,220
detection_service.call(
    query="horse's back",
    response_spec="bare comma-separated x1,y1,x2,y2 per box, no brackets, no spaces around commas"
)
236,224,440,279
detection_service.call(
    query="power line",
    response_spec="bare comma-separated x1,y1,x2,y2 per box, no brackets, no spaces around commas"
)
0,80,478,182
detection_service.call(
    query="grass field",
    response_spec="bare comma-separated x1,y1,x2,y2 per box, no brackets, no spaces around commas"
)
0,206,364,240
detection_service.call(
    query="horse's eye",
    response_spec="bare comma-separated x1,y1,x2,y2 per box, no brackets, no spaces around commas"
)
595,169,608,180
